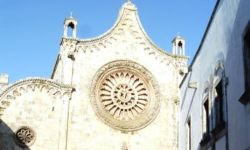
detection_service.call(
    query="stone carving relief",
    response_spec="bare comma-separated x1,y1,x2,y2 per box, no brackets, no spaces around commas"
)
15,126,36,147
99,69,149,121
91,60,160,132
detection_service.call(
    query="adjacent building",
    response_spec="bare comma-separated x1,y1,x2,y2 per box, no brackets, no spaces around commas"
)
179,0,250,150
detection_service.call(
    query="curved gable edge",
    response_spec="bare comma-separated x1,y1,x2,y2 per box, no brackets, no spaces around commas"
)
61,2,187,60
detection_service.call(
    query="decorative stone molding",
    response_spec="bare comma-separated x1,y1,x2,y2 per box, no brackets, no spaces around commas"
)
91,60,160,132
0,78,73,117
60,38,78,55
188,82,198,89
15,126,36,147
214,60,224,75
59,2,188,69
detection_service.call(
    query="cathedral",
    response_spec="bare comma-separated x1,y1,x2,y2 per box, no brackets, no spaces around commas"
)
0,0,250,150
0,1,187,150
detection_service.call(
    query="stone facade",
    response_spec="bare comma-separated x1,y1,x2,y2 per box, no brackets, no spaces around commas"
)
0,2,187,150
3,1,250,150
0,78,73,149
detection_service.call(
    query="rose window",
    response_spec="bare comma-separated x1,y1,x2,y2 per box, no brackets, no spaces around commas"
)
91,61,160,132
100,72,149,121
15,126,35,147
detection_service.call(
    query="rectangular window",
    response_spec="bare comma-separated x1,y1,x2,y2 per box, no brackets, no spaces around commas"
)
203,99,210,133
244,30,250,89
215,80,224,126
200,99,211,146
240,28,250,104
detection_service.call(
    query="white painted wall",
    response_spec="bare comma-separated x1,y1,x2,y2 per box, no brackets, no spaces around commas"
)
180,0,250,149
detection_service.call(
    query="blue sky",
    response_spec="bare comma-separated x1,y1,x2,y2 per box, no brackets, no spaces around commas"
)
0,0,216,83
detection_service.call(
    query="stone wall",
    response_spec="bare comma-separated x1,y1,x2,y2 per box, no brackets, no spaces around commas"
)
0,2,187,150
0,78,72,149
52,2,187,150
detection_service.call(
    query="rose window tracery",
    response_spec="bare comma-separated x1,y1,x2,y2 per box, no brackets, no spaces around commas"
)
15,126,35,147
91,61,160,132
100,71,149,121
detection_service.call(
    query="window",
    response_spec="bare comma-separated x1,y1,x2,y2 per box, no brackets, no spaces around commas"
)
215,80,224,126
211,80,226,136
178,41,183,48
203,99,210,133
187,118,191,150
200,99,211,146
240,27,250,104
243,29,250,90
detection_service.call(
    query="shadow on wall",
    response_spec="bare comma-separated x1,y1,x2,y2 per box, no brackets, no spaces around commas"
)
0,119,31,150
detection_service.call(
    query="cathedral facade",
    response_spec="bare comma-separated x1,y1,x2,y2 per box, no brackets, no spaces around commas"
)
0,2,187,150
1,0,250,150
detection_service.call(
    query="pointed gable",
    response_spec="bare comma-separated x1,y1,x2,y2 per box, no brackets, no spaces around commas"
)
60,2,187,61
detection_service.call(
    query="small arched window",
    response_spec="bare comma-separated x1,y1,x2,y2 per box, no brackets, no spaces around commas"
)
67,22,75,37
63,17,77,38
68,22,75,29
178,41,183,48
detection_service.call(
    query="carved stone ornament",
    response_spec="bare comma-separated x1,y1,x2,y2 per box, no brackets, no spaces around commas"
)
15,126,36,147
91,60,160,132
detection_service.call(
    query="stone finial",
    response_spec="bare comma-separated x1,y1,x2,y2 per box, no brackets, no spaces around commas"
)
172,35,185,56
70,12,73,18
123,0,136,10
0,74,9,85
63,13,78,38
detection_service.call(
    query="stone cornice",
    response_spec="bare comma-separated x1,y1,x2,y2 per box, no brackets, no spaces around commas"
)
0,77,73,117
59,2,188,69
